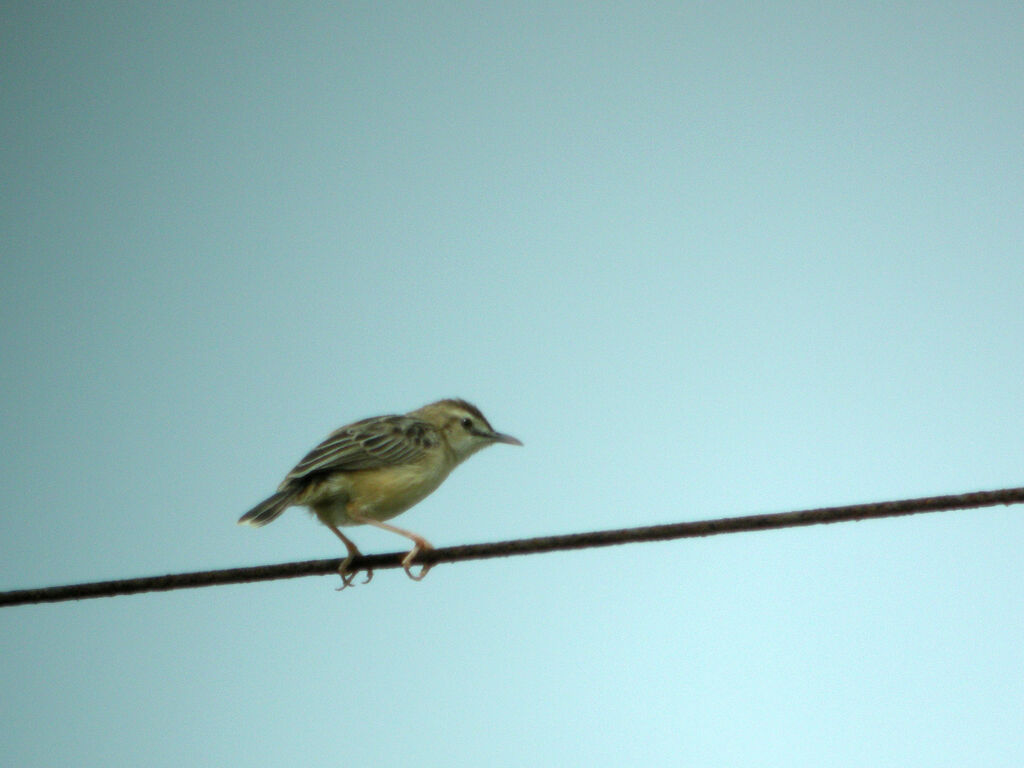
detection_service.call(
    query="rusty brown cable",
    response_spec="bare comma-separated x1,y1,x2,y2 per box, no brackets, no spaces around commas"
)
2,485,1022,607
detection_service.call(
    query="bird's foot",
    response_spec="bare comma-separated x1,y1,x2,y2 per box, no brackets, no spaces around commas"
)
335,553,373,590
401,539,434,582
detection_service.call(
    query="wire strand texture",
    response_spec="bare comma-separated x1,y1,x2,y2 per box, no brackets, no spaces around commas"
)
2,485,1022,607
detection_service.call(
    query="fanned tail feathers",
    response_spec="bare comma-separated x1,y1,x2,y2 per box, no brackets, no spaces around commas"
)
238,490,294,526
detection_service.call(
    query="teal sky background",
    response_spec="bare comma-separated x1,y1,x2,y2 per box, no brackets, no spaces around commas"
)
2,3,1023,765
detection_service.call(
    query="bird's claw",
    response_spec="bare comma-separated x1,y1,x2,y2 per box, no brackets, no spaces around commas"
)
402,541,434,582
404,563,432,581
335,555,373,590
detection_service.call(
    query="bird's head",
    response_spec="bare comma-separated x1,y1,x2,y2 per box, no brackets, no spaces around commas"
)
411,399,522,463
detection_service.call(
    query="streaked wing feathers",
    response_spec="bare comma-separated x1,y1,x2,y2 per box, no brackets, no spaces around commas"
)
281,415,437,485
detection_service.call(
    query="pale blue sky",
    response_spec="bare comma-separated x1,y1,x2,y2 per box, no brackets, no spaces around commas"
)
2,3,1023,766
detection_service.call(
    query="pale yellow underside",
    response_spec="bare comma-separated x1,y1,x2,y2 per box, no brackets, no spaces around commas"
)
296,453,455,527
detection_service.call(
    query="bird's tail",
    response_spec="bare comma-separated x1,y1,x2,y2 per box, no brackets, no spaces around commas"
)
238,490,295,527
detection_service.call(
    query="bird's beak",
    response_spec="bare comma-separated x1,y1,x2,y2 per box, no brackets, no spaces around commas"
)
491,432,523,446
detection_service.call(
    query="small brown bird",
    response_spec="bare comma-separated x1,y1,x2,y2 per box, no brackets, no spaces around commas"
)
239,399,522,587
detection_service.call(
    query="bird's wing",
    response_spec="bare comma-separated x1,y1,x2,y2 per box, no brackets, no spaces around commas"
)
280,415,439,485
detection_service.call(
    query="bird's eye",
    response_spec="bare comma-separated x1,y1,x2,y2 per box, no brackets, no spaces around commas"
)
460,417,473,430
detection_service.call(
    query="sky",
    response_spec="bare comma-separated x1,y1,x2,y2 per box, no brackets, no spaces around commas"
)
2,2,1023,765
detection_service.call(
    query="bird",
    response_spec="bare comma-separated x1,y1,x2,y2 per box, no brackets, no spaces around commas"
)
238,399,522,587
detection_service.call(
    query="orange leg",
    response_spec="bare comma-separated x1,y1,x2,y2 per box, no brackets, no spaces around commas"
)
346,512,435,581
326,523,372,589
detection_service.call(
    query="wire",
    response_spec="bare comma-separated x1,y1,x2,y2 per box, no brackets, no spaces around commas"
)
2,485,1022,607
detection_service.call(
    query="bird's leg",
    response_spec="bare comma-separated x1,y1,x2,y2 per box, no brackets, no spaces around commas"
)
346,512,435,581
326,523,371,589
